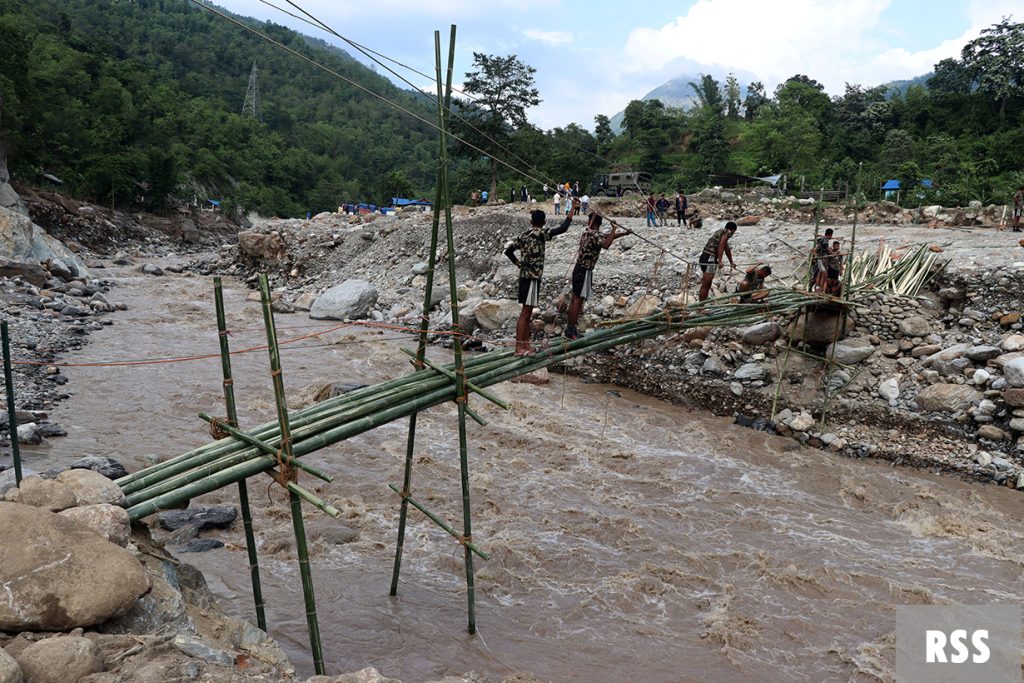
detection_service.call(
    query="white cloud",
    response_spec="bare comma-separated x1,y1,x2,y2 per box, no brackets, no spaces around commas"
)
523,29,574,46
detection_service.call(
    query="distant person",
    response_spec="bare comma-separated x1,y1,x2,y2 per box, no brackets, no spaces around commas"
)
813,228,834,291
645,192,656,227
481,189,488,204
511,188,516,204
573,181,580,197
615,186,622,198
504,201,578,356
553,191,561,216
736,264,772,303
675,190,688,226
688,208,703,230
1014,186,1023,232
698,221,737,301
581,193,590,214
543,183,549,199
521,185,528,202
656,193,669,226
564,213,632,339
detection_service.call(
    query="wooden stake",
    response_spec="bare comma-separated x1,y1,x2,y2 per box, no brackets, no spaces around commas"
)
1,321,21,485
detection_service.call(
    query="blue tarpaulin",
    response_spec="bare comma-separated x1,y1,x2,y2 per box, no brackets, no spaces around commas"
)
391,197,433,207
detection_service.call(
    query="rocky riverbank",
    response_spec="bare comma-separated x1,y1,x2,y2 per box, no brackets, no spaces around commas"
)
196,197,1024,491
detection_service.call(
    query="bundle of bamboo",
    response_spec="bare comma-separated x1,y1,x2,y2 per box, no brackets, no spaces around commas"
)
116,287,842,520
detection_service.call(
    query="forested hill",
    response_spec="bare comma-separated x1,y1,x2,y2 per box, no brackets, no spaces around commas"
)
0,0,439,216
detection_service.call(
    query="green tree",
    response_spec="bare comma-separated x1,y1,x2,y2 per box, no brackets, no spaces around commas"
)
378,169,414,206
688,74,724,115
456,52,540,197
725,74,741,118
742,81,768,121
593,114,614,154
959,18,1024,118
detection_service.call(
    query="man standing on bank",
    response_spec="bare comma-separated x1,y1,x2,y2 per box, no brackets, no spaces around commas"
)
698,221,738,301
505,199,580,356
564,213,632,340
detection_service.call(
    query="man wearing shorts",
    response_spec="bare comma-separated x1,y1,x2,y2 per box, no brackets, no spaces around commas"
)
698,221,737,301
505,202,578,355
564,213,631,339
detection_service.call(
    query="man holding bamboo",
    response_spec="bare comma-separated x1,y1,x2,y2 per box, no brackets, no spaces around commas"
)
698,221,737,301
812,228,834,292
564,213,632,340
505,200,579,356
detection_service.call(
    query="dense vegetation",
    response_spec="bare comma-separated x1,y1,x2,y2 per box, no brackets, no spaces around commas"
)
0,1,1021,215
0,0,439,215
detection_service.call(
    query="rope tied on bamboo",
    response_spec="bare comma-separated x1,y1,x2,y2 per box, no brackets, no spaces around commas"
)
208,416,233,440
458,534,472,547
273,437,297,485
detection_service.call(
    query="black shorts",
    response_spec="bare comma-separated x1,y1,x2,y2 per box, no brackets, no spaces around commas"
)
517,278,540,306
826,267,840,279
698,252,717,274
571,265,593,298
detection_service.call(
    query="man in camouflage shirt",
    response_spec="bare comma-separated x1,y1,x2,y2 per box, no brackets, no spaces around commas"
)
505,201,578,355
697,221,737,301
564,213,632,339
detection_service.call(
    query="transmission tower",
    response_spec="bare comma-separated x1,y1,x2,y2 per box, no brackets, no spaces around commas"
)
241,59,263,123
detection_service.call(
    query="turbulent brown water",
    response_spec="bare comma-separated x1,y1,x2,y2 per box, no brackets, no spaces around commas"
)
20,265,1024,682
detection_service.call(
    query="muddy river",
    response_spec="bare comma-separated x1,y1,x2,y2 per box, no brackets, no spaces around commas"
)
18,265,1024,682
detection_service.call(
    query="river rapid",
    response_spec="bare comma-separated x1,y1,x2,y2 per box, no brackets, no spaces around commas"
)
20,265,1024,682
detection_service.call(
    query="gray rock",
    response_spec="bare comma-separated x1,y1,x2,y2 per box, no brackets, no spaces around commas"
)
729,382,743,396
966,345,1001,362
472,299,521,331
69,456,129,480
740,322,780,345
826,338,874,364
788,308,854,345
171,635,234,666
915,383,982,412
932,357,972,378
789,413,815,432
1004,357,1024,388
14,636,102,683
1009,417,1024,432
734,363,767,381
972,368,991,386
157,505,237,531
171,538,224,553
898,315,932,337
140,263,164,276
411,262,429,275
57,468,127,507
701,356,726,375
978,425,1007,442
921,343,971,367
0,648,19,683
1001,334,1024,352
16,422,41,445
309,280,378,320
0,502,150,631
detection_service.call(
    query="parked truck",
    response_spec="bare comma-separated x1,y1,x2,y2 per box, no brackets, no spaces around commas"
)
591,171,653,196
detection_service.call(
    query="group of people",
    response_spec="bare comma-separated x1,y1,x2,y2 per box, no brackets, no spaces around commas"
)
645,191,692,228
553,189,589,217
504,198,631,355
1012,186,1023,232
812,227,844,295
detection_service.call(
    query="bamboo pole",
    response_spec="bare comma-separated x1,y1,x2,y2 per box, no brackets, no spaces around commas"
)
198,413,334,483
399,348,509,410
2,321,22,485
389,32,452,597
436,25,477,636
259,274,324,676
213,278,267,632
388,484,489,559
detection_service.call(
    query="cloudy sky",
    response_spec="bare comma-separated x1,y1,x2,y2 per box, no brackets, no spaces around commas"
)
211,0,1019,129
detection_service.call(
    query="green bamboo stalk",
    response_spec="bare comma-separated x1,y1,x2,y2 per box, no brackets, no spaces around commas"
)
399,348,509,410
259,274,324,676
2,321,22,485
387,484,489,559
214,277,266,633
279,475,340,518
389,33,452,597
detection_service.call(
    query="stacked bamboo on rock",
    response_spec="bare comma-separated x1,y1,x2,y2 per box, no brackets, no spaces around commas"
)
115,287,840,521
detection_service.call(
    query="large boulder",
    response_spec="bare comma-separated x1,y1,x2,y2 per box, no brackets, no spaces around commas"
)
741,321,781,345
59,504,131,547
0,260,47,287
0,648,20,683
237,230,286,260
309,280,378,321
0,502,150,631
473,299,520,331
1001,335,1024,352
915,383,981,412
920,343,971,368
69,456,129,481
56,469,126,507
625,295,661,318
14,636,102,683
0,206,86,275
898,315,933,337
156,505,237,532
826,338,875,364
787,307,853,346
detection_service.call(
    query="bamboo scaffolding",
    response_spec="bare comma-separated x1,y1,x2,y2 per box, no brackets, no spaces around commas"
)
387,484,489,559
213,277,267,632
259,274,325,676
2,321,22,485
